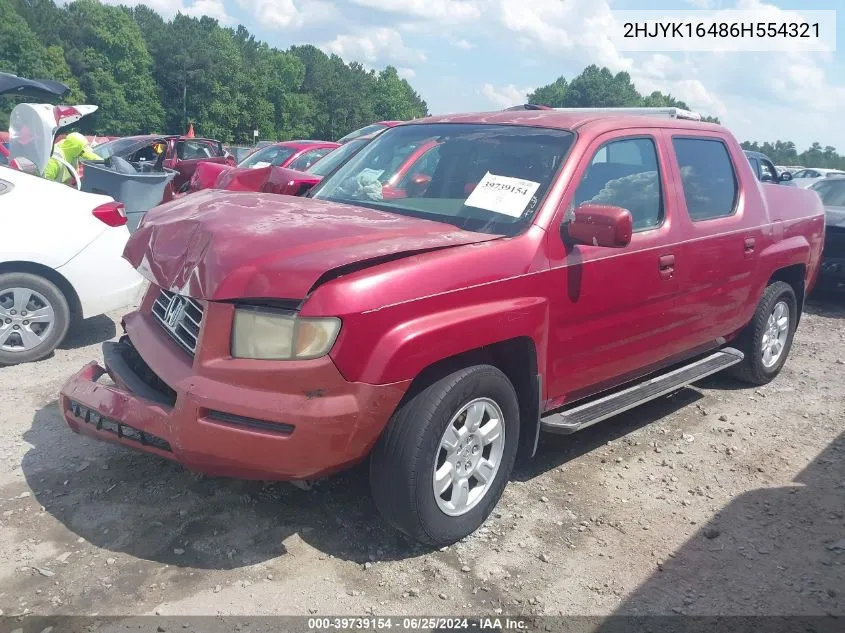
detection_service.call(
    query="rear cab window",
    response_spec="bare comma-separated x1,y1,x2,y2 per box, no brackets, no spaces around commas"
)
672,137,738,221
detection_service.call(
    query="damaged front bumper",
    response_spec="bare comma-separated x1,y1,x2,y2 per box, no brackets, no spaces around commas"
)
59,310,409,481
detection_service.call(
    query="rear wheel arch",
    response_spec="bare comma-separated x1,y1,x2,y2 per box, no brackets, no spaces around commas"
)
768,264,805,324
0,261,82,326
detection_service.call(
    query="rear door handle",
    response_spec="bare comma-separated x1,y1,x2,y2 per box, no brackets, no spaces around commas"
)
744,238,756,256
659,254,675,279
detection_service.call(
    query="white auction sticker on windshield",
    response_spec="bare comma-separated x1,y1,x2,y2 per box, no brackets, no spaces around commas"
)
464,172,541,218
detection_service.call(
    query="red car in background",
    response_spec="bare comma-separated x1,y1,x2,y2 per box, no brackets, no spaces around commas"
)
196,130,441,200
93,135,235,196
190,140,339,194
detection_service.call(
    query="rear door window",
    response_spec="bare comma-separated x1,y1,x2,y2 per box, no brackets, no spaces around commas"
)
672,137,738,221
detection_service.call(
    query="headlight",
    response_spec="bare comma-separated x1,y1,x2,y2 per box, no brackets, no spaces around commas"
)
231,308,341,360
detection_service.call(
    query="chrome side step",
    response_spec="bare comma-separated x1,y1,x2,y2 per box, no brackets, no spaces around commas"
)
540,347,744,435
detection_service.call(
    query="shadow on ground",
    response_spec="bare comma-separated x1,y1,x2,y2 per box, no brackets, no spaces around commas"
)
596,430,845,620
805,287,845,317
17,401,427,571
18,388,712,571
60,314,117,350
514,387,704,482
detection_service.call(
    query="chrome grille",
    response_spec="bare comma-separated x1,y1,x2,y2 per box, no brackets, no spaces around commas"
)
151,289,204,355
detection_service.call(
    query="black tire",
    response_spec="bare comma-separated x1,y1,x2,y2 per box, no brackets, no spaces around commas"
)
0,272,70,365
728,281,797,385
370,365,520,546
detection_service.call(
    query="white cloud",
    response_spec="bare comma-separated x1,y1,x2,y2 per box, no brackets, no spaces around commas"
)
484,0,844,148
323,27,427,65
349,0,480,22
98,0,233,20
397,67,416,79
496,0,632,71
183,0,232,23
451,38,475,50
238,0,333,29
481,83,531,109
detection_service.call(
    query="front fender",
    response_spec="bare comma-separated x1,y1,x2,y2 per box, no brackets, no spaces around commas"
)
332,296,549,386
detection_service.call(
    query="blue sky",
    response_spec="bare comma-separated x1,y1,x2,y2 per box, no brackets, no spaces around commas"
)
114,0,844,151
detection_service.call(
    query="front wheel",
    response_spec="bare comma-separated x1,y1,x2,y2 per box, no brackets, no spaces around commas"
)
0,273,70,365
729,281,797,385
370,365,520,546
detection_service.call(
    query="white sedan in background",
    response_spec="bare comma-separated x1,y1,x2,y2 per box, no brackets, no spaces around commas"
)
0,166,144,365
791,167,845,189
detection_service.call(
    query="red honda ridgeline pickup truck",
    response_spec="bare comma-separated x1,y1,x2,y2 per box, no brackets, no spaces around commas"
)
60,109,825,545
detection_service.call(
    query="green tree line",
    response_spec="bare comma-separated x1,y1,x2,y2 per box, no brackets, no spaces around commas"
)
740,140,845,171
527,65,721,123
0,0,428,142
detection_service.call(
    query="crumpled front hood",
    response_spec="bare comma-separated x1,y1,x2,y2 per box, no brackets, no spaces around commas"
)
124,189,500,301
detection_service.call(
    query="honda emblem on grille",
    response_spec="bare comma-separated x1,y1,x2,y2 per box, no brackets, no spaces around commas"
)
163,294,187,329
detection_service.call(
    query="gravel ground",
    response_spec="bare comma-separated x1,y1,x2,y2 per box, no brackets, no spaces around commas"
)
0,290,843,622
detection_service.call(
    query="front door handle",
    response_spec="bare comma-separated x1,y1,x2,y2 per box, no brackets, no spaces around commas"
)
659,254,675,279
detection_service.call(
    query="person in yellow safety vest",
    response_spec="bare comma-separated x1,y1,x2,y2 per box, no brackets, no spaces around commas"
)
43,132,100,185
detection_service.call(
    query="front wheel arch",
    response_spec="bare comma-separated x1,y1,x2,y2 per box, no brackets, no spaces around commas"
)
394,337,541,461
370,364,521,545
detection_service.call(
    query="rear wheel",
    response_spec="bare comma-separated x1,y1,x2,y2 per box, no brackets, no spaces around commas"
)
729,281,797,385
370,365,519,546
0,273,70,365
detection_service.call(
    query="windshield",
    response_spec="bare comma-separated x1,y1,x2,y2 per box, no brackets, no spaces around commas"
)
338,123,388,143
238,144,296,169
306,138,370,177
311,123,575,236
813,179,845,206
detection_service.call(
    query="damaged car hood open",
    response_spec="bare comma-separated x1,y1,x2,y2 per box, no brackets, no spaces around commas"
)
124,189,501,301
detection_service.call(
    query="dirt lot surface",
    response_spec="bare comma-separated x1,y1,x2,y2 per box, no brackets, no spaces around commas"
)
0,291,843,624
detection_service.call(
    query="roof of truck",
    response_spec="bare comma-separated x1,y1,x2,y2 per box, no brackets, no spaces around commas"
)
405,110,726,135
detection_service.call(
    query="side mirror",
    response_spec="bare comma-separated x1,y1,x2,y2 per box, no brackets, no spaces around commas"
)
563,203,633,248
779,171,793,182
